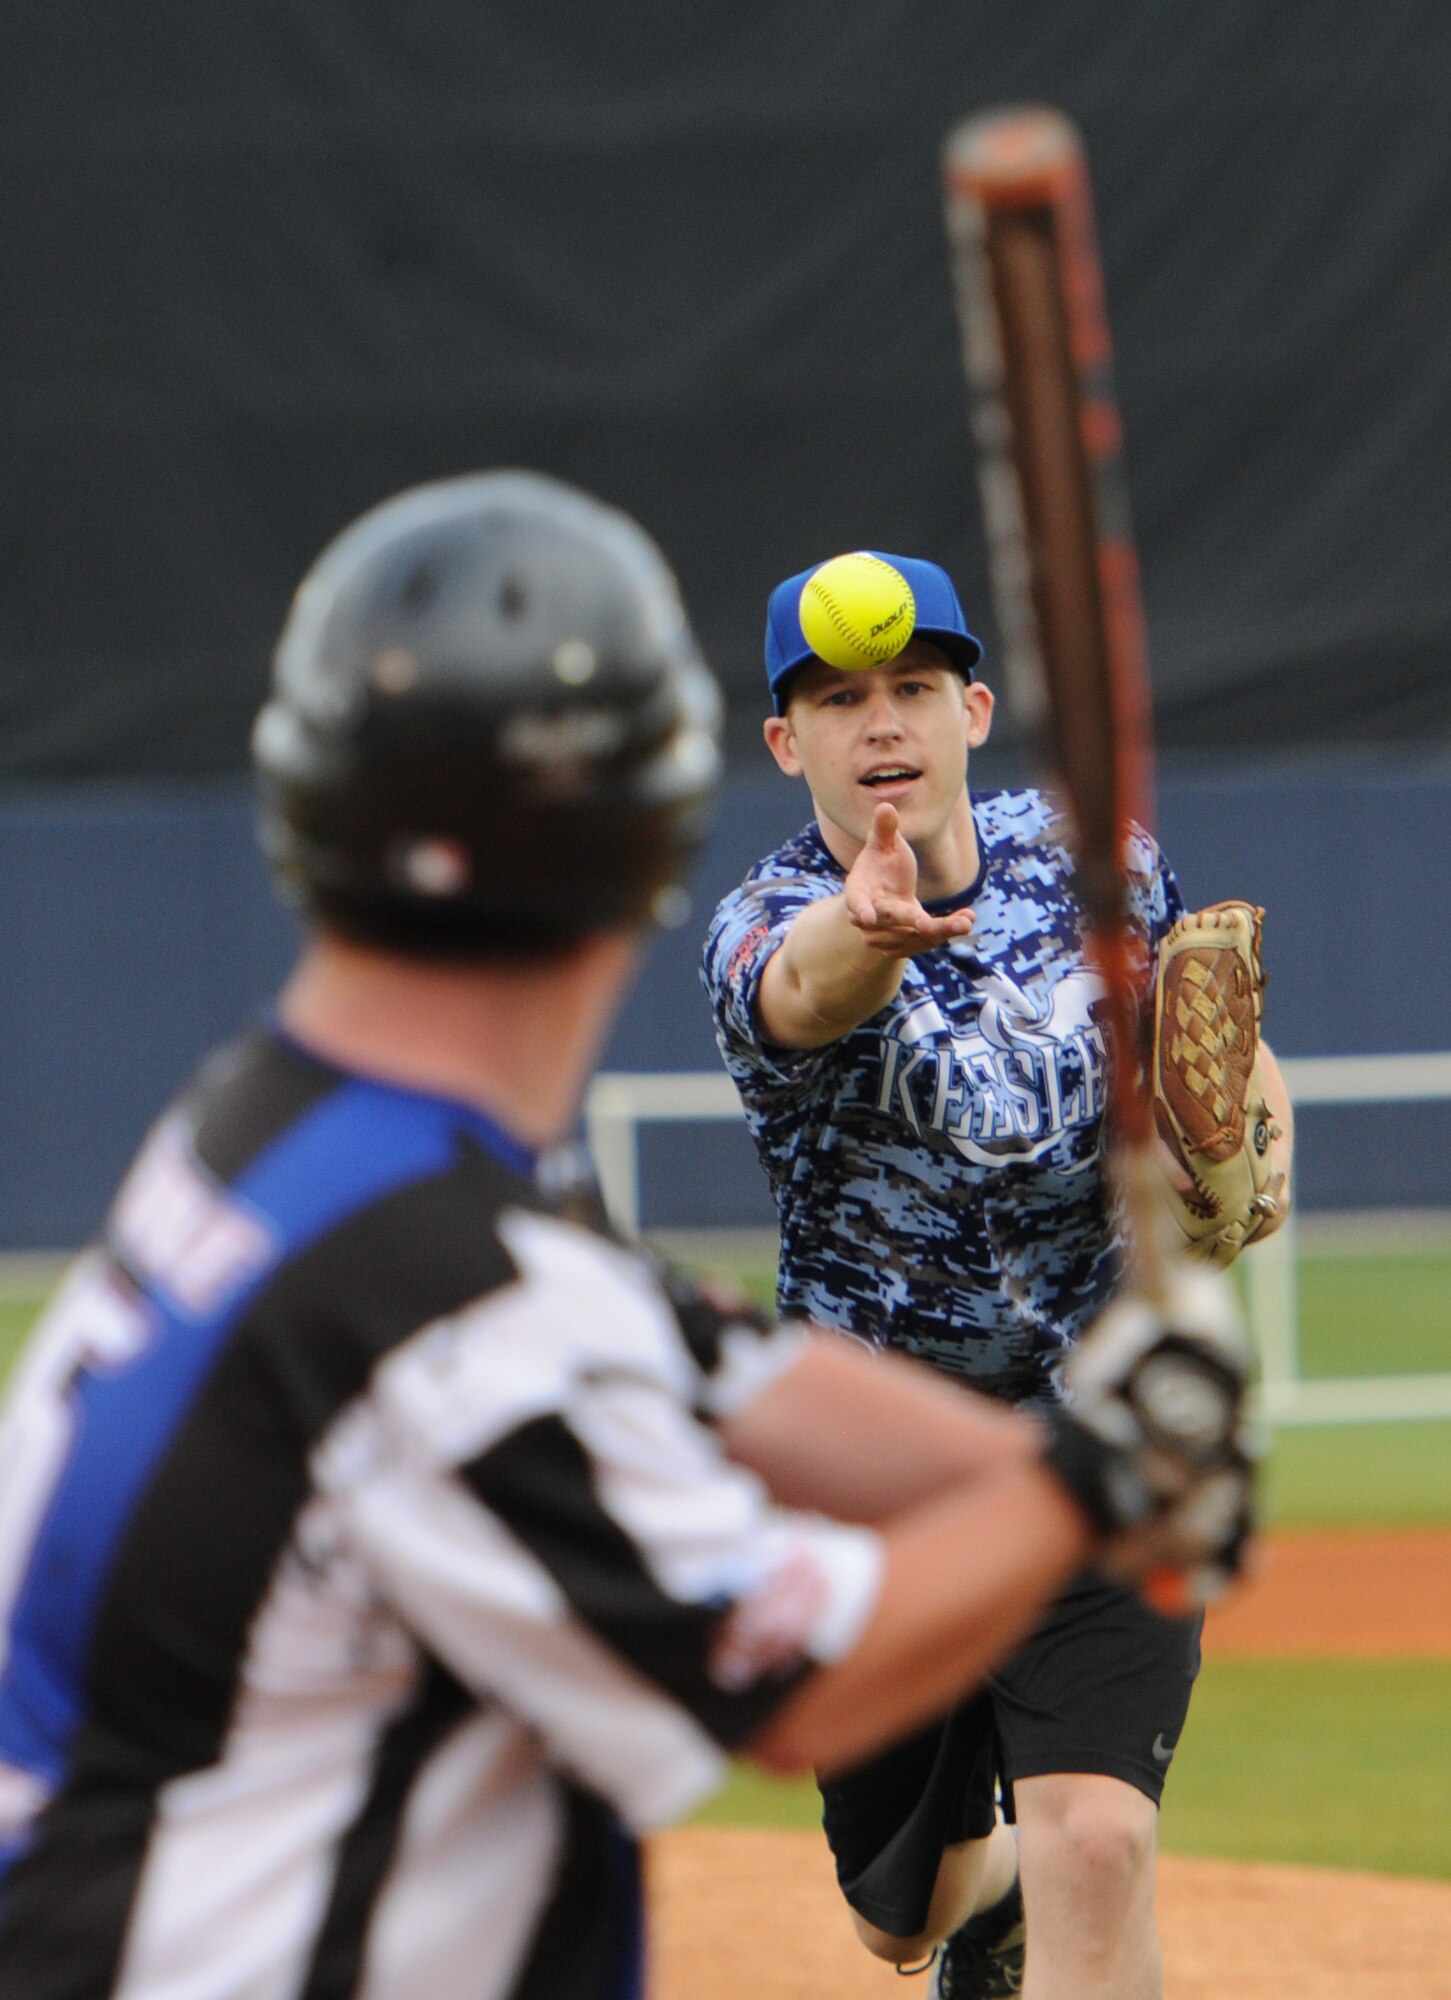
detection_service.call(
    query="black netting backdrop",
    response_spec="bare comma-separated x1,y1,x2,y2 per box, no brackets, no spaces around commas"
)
2,1,1448,776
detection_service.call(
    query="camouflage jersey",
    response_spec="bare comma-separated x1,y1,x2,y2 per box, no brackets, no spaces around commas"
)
701,789,1183,1407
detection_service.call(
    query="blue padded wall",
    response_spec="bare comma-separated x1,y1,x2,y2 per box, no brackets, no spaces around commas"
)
2,760,1448,1246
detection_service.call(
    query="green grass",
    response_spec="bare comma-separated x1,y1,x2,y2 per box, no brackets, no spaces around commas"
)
693,1254,778,1315
694,1659,1451,1881
1263,1418,1451,1527
0,1296,40,1383
1161,1658,1451,1878
1295,1251,1451,1379
689,1762,822,1832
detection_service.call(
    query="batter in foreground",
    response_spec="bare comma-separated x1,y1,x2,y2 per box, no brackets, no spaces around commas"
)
0,487,1253,1999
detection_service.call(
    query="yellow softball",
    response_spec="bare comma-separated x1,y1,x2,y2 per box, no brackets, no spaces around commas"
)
798,553,916,672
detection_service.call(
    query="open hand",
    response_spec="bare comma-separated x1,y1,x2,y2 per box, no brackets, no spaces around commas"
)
843,804,975,956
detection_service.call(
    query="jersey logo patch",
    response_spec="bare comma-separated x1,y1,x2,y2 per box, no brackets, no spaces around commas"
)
875,968,1110,1165
708,1546,829,1692
109,1116,278,1317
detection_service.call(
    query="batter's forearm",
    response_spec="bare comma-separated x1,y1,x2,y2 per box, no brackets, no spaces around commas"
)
748,1463,1091,1776
719,1334,1038,1520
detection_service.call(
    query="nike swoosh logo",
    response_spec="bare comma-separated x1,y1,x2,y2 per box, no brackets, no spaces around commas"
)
1152,1732,1175,1763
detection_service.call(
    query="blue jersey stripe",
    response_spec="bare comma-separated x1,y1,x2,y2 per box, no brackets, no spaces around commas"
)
0,1071,505,1805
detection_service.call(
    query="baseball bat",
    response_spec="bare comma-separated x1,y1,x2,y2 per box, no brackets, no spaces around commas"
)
941,105,1163,1293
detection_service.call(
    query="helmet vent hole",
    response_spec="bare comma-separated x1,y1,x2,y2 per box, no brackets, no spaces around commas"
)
498,574,528,621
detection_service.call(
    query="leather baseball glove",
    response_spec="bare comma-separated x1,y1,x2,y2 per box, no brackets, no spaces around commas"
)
1151,901,1285,1268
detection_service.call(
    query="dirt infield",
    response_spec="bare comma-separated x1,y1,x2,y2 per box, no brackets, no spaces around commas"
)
648,1531,1451,2000
1203,1526,1451,1657
649,1832,1451,2000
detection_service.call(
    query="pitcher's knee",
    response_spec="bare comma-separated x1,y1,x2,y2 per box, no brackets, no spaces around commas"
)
1060,1807,1154,1901
850,1912,935,1966
1025,1783,1157,1910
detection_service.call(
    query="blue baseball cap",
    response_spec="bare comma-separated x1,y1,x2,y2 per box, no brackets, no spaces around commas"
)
764,551,984,714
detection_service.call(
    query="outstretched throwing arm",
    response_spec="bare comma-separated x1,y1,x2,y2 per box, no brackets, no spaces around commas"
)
757,805,973,1049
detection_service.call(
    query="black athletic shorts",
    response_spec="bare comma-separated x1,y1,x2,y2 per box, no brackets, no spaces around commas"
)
818,1567,1203,1938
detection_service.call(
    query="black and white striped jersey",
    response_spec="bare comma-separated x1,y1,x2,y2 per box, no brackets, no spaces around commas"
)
0,1024,881,2000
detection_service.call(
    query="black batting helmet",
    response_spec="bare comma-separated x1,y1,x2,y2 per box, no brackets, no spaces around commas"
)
253,470,722,955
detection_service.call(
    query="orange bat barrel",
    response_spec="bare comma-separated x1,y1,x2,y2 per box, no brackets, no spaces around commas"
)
943,105,1157,1153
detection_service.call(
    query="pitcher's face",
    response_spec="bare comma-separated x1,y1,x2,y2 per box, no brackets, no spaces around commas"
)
765,639,994,855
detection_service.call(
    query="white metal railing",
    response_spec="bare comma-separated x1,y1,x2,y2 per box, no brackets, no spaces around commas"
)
584,1071,746,1243
584,1052,1451,1428
1244,1052,1451,1424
